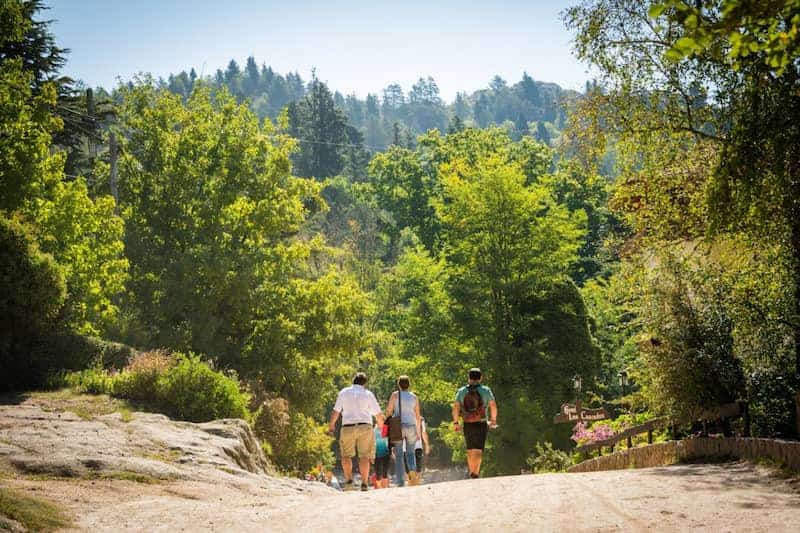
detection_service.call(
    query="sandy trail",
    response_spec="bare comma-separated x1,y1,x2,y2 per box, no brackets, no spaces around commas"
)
3,396,800,532
15,461,794,532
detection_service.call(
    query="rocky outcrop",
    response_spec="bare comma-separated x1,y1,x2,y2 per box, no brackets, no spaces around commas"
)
0,394,290,487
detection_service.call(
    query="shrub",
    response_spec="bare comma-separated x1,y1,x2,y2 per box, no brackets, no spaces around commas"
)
0,217,66,391
112,350,173,401
56,352,251,424
571,421,615,446
268,410,334,475
527,442,573,473
59,367,114,395
0,217,65,334
155,354,250,422
253,396,291,447
13,331,136,392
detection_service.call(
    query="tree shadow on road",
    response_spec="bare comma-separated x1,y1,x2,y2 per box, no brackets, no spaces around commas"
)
0,392,29,405
640,461,800,510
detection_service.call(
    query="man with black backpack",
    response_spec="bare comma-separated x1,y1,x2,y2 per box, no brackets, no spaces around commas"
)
452,368,497,478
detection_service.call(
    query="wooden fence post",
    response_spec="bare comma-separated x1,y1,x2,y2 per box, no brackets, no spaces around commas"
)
742,401,751,438
796,391,800,438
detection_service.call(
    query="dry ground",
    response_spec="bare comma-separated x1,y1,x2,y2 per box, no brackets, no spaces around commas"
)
2,393,800,532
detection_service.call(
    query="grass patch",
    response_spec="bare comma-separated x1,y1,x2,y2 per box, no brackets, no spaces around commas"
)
96,471,160,484
752,456,798,478
138,449,181,463
0,485,72,532
29,389,134,420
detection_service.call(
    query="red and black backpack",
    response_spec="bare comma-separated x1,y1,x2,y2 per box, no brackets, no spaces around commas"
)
462,384,485,423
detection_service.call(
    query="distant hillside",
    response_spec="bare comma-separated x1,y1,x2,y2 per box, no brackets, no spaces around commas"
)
158,57,581,150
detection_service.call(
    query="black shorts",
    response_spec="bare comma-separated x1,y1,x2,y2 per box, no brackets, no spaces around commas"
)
374,454,390,479
463,421,488,450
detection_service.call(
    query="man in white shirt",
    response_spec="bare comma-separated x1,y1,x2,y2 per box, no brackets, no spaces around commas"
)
328,372,384,491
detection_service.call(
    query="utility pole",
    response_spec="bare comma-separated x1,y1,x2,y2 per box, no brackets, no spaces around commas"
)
109,132,118,212
86,88,95,158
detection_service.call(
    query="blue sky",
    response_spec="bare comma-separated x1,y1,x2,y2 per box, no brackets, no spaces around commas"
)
47,0,590,101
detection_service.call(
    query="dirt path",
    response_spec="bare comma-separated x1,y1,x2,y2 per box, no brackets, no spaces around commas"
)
257,463,800,532
9,461,792,532
3,395,800,532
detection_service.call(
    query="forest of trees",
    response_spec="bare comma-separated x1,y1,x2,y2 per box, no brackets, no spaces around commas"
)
160,58,573,148
2,0,799,475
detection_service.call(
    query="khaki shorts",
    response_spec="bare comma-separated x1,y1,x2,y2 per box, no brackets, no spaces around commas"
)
340,424,375,459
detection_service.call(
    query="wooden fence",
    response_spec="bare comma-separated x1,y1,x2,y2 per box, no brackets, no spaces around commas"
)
574,401,747,456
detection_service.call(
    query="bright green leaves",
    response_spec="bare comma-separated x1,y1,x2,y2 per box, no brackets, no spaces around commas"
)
436,155,585,303
653,0,800,74
0,60,62,213
24,179,127,335
114,82,371,418
116,83,317,356
1,43,126,337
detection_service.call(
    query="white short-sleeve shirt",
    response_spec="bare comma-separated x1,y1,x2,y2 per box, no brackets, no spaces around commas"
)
333,384,381,425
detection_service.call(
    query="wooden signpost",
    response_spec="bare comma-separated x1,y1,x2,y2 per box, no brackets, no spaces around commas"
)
552,402,608,424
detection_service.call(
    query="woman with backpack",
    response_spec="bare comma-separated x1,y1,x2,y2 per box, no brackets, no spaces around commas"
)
452,368,498,479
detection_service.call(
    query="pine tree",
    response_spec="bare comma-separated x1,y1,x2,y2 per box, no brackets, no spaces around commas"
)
535,122,551,145
243,56,260,96
288,76,347,178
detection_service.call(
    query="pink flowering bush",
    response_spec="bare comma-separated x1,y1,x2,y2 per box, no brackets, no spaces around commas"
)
571,421,615,445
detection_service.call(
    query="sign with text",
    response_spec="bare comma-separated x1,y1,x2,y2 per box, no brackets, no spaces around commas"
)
553,403,608,424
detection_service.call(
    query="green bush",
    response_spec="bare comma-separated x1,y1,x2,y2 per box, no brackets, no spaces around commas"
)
0,217,65,334
8,330,136,392
0,217,66,391
156,354,250,422
112,350,172,401
59,367,114,395
526,442,573,473
57,352,251,424
267,410,334,475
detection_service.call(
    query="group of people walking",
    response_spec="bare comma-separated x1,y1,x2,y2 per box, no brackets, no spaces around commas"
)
328,367,498,491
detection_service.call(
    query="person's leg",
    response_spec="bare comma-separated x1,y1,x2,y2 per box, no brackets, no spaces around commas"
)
403,426,417,471
467,449,483,476
342,456,353,482
380,456,390,488
355,425,374,490
463,422,487,477
403,426,418,485
359,455,371,486
393,441,406,486
415,448,423,473
340,426,356,485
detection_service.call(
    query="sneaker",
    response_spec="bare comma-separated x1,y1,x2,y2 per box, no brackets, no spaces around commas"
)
408,471,420,486
469,472,479,479
361,482,369,492
344,479,355,491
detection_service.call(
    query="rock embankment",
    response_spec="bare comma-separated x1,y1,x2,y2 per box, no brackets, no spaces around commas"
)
0,394,273,482
0,392,331,531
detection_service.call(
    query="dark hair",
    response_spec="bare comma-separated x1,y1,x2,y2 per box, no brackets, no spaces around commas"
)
468,368,482,381
353,372,368,386
398,375,410,390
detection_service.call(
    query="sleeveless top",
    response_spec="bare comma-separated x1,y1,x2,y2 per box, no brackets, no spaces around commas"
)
392,390,417,426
